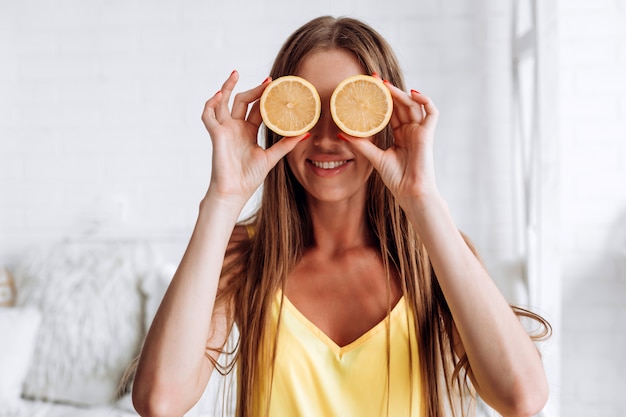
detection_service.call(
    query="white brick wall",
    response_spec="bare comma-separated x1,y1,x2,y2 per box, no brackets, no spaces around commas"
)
6,1,624,415
0,0,518,264
558,0,626,416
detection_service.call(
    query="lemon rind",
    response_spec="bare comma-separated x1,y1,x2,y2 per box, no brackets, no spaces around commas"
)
330,74,393,138
260,75,322,137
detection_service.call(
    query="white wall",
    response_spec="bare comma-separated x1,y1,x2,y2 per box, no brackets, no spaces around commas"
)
558,1,626,416
0,0,518,265
4,0,623,415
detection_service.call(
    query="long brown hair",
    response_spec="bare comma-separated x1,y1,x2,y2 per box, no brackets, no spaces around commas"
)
215,16,550,417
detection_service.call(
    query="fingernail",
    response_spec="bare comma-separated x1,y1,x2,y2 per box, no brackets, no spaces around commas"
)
231,70,237,75
411,89,421,95
262,76,271,84
300,132,311,141
383,79,390,84
216,90,222,96
372,72,379,77
337,133,349,142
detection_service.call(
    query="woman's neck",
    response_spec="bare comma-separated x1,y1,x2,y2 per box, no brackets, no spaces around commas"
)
307,197,374,256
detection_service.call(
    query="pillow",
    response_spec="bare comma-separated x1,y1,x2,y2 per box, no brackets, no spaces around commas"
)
0,307,41,415
13,242,159,406
140,261,176,332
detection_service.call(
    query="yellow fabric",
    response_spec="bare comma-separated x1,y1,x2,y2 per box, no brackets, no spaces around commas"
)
253,291,423,417
245,223,256,239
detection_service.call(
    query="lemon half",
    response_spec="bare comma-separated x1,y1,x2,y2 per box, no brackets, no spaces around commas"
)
260,75,321,137
330,75,393,138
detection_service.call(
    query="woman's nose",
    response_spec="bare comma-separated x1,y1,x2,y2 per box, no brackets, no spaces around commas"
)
310,109,341,145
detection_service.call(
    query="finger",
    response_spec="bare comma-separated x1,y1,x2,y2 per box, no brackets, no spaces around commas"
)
380,80,405,130
201,90,224,130
372,75,406,129
232,76,271,120
384,81,424,125
215,70,239,121
337,133,385,171
247,100,263,128
264,132,311,166
410,91,439,130
383,81,414,131
388,110,401,131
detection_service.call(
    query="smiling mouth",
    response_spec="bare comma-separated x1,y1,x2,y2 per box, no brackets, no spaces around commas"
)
310,160,349,169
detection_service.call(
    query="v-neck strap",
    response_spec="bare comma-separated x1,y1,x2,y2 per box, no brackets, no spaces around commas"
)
278,291,406,358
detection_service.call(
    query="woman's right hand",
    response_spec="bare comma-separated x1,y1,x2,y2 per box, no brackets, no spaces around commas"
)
201,70,307,206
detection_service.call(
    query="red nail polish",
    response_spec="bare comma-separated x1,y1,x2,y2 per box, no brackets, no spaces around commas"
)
411,89,421,95
262,76,271,84
372,72,379,77
383,79,390,84
300,132,311,141
337,133,349,142
231,70,237,76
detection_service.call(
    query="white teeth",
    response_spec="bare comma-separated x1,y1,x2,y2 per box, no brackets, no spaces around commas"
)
311,160,348,169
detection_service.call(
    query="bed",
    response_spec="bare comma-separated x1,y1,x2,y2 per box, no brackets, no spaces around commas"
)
0,240,234,417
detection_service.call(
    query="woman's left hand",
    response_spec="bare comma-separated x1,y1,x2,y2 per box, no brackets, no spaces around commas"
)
342,79,440,208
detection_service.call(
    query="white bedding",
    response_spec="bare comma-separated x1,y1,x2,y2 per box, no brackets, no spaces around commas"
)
20,400,137,417
6,242,236,417
17,372,237,417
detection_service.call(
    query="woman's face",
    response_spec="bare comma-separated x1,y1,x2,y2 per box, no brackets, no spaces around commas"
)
286,48,374,206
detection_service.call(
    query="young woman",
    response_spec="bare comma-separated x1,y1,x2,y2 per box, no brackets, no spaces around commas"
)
132,16,550,417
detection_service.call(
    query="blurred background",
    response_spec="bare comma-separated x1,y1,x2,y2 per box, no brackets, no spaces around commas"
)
1,0,625,416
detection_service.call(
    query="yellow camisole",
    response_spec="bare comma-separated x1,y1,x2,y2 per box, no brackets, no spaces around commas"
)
252,291,423,417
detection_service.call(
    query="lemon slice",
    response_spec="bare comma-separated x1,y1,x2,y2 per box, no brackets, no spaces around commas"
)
260,75,321,137
330,75,393,137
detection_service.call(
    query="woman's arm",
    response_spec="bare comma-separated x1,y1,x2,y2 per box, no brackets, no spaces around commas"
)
404,194,548,417
343,82,548,417
132,71,305,417
132,197,243,417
